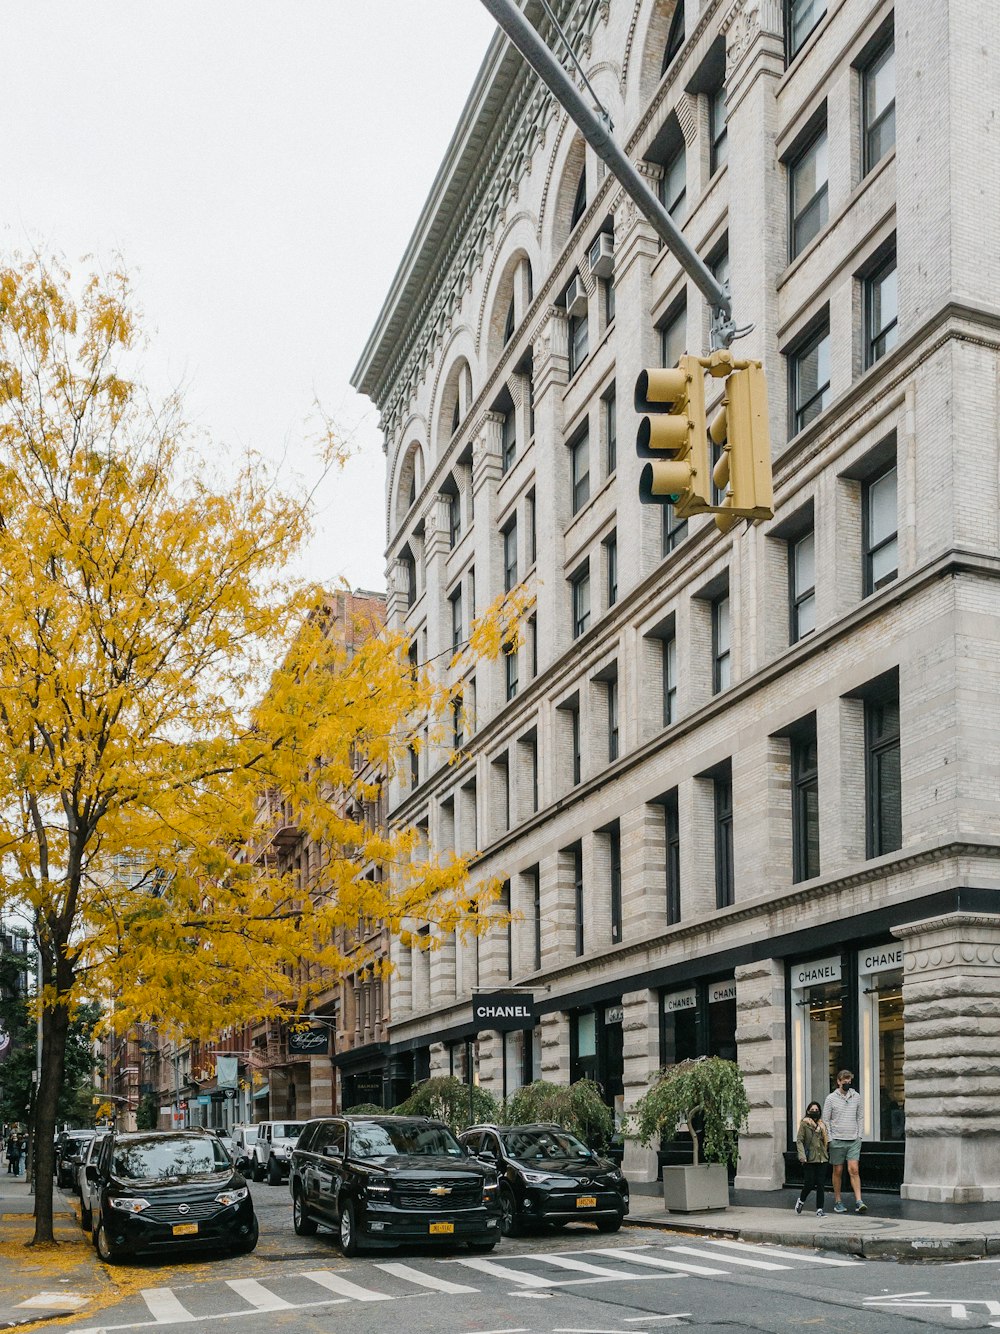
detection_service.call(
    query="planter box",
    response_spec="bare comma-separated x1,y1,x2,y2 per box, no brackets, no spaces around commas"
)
662,1162,729,1213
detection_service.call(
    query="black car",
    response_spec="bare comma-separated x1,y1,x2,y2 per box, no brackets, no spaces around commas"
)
459,1123,629,1236
56,1130,96,1190
88,1129,258,1263
288,1114,501,1255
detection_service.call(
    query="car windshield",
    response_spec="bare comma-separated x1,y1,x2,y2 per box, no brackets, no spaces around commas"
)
112,1136,232,1181
239,1128,259,1143
350,1121,465,1159
501,1128,592,1162
271,1123,304,1140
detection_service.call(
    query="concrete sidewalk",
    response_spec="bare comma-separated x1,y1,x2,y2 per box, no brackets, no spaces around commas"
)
625,1187,1000,1260
0,1176,110,1328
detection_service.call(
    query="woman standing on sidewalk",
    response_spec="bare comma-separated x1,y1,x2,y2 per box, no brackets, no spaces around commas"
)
793,1102,828,1217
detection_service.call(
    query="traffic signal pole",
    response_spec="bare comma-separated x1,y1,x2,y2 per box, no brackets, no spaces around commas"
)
478,0,740,350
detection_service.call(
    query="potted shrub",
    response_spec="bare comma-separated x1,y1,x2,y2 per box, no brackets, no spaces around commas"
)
633,1056,750,1213
501,1078,614,1152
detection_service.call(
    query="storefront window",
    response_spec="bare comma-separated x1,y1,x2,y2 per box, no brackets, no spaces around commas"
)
790,955,844,1119
708,980,737,1062
859,945,905,1141
660,988,699,1067
503,1029,527,1099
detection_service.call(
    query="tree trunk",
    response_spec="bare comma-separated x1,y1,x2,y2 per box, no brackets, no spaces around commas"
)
31,977,70,1245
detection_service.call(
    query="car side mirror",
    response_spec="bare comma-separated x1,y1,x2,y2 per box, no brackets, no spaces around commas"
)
478,1149,496,1163
86,1163,99,1182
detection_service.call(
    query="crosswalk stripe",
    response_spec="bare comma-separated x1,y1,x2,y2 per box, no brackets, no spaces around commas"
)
535,1254,644,1279
226,1278,295,1311
141,1288,197,1323
455,1257,563,1288
698,1239,861,1267
375,1261,478,1294
301,1269,394,1301
666,1244,787,1272
590,1248,724,1277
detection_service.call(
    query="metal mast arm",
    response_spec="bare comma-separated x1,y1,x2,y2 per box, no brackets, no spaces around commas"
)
478,0,738,347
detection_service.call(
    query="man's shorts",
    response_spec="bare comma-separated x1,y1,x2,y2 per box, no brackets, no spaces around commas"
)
829,1138,862,1165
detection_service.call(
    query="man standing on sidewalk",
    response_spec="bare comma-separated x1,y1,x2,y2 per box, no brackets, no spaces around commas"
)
823,1070,866,1214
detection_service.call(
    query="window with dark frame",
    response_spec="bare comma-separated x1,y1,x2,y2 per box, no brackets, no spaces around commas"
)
789,319,831,434
605,531,618,608
402,552,417,608
528,613,538,679
526,489,537,566
863,462,898,595
409,745,420,790
862,36,895,175
662,1,684,74
572,843,585,956
570,167,587,227
607,668,619,762
501,880,512,979
660,145,687,221
660,302,686,369
448,490,462,548
710,82,728,174
570,430,591,513
450,586,463,651
504,639,519,702
662,633,677,725
865,684,901,857
524,732,539,813
503,295,516,346
712,592,731,694
563,697,582,786
791,722,820,882
789,125,828,259
452,697,464,749
569,311,589,377
503,517,518,593
571,563,591,638
789,528,816,642
864,251,898,367
604,276,616,326
604,386,617,475
714,767,734,908
608,822,622,944
662,503,688,555
529,865,541,971
665,790,681,924
786,0,826,61
501,400,517,473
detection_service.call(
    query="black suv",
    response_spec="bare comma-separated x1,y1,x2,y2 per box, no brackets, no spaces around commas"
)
459,1123,629,1236
289,1114,501,1255
56,1129,96,1190
88,1129,258,1263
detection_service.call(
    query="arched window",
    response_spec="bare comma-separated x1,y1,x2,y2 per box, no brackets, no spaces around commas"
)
570,167,588,227
662,1,685,74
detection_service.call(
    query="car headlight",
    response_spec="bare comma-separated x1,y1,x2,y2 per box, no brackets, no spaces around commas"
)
609,1169,624,1182
520,1169,571,1186
364,1181,391,1196
109,1196,151,1213
215,1186,249,1207
482,1179,499,1200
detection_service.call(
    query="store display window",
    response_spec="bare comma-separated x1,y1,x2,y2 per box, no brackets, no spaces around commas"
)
858,945,905,1140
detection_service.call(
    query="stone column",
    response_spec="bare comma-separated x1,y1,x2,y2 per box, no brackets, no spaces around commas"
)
540,1010,570,1083
893,912,1000,1203
621,989,659,1185
734,957,786,1191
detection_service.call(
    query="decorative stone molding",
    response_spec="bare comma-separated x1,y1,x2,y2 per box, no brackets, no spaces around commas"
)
675,91,699,146
723,0,783,73
473,411,505,491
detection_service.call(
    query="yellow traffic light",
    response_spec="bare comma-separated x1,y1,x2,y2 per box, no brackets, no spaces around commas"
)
634,357,711,517
708,353,773,531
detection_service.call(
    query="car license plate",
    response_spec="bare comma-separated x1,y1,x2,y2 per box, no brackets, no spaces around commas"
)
172,1222,199,1236
576,1196,597,1208
429,1222,454,1234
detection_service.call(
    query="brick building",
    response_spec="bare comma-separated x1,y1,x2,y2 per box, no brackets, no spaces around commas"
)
352,0,1000,1204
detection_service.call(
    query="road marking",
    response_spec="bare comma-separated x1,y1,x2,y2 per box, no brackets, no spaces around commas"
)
301,1269,394,1301
697,1239,861,1266
226,1278,295,1311
623,1318,690,1324
456,1258,564,1288
15,1291,91,1310
141,1289,197,1323
865,1296,1000,1318
375,1261,478,1294
589,1249,721,1277
535,1254,646,1279
666,1244,788,1272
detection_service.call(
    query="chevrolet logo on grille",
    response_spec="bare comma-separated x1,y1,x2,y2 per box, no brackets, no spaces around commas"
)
429,1186,452,1197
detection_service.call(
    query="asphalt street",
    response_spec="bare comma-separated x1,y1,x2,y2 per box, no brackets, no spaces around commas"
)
42,1181,1000,1334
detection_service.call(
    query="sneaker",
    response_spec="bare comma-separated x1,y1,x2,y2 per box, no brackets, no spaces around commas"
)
816,1209,825,1217
794,1199,804,1214
833,1201,847,1213
855,1200,868,1214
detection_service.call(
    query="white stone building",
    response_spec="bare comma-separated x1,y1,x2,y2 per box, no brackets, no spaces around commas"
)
352,0,1000,1205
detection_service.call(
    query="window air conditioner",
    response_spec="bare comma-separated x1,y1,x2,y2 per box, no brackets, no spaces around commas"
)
589,233,614,279
565,275,588,316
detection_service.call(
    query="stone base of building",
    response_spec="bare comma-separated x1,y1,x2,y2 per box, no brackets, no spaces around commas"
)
902,1138,1000,1204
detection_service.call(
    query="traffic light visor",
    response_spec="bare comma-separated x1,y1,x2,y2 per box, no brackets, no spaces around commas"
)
634,366,689,413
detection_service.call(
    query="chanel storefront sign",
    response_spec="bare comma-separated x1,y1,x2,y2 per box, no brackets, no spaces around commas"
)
472,992,535,1032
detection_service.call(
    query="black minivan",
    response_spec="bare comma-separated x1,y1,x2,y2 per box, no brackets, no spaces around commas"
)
289,1115,501,1255
89,1129,258,1262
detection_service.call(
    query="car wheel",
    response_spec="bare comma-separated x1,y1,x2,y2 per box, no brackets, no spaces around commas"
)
95,1222,120,1264
234,1217,259,1254
267,1156,283,1186
80,1202,92,1232
467,1239,498,1253
499,1184,518,1238
339,1199,360,1257
596,1216,623,1233
252,1158,266,1183
293,1188,318,1236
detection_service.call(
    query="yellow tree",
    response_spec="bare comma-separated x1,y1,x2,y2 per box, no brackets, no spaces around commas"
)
0,257,520,1244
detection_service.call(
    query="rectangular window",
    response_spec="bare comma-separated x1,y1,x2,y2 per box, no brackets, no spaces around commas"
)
710,83,728,174
503,518,518,593
568,313,589,376
495,753,510,833
607,670,619,762
866,687,901,857
409,745,420,789
529,866,541,971
662,633,677,726
714,768,734,908
659,302,686,369
525,733,539,813
609,822,622,944
452,697,464,749
526,489,537,566
791,723,820,882
571,563,591,638
863,463,898,595
570,430,591,514
501,880,512,980
564,698,581,786
863,38,895,174
712,593,731,694
665,791,681,925
786,0,826,60
604,387,617,475
604,277,616,326
605,532,618,608
469,566,476,621
448,491,462,548
789,528,816,642
501,405,517,474
403,555,417,608
662,503,688,555
450,587,463,651
789,320,831,434
865,253,898,367
528,613,538,679
789,127,828,259
572,844,584,956
504,641,519,702
660,146,687,221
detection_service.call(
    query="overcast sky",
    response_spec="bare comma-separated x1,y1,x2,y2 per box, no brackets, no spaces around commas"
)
0,3,497,590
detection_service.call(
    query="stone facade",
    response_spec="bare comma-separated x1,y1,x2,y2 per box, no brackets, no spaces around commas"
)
353,0,1000,1204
